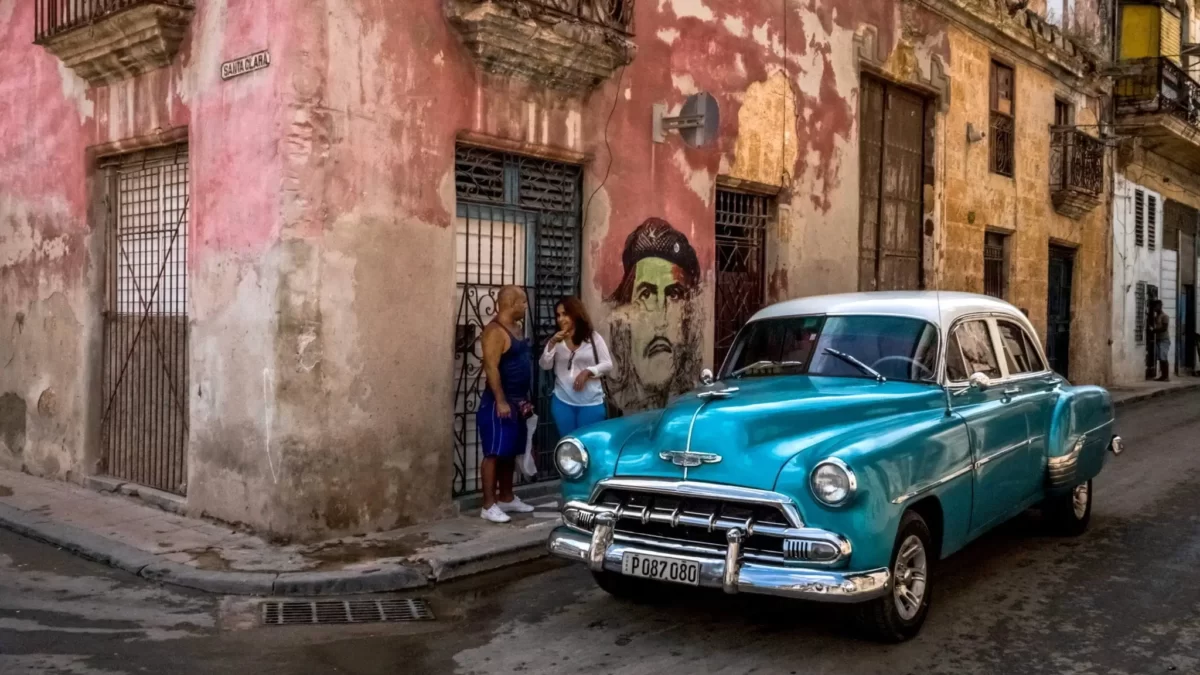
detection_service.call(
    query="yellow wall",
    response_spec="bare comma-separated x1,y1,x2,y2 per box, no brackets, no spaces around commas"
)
939,27,1110,384
1121,5,1161,59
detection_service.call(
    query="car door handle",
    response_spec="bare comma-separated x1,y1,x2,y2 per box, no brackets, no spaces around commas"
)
1002,387,1020,396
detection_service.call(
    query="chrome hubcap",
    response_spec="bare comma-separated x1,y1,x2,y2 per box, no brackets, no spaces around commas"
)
892,534,927,621
1072,482,1089,519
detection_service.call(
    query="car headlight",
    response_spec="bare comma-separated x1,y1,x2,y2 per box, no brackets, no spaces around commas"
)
555,438,589,479
811,458,857,506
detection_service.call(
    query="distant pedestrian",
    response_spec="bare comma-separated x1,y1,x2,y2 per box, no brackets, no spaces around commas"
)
477,285,536,524
1151,299,1171,381
540,296,613,440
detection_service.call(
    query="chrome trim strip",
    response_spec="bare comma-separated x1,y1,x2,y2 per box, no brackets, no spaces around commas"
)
548,526,890,603
892,464,973,505
590,478,805,527
974,439,1030,470
1080,419,1114,438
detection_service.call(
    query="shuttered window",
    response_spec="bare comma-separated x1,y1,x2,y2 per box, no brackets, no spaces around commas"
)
1149,194,1158,250
1135,189,1146,248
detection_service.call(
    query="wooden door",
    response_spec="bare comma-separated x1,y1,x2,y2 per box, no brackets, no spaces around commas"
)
859,75,926,291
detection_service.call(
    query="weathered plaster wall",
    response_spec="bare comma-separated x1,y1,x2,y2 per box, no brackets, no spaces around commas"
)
1,0,292,526
938,25,1110,385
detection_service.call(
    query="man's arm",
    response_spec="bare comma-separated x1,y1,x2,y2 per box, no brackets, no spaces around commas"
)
481,324,512,417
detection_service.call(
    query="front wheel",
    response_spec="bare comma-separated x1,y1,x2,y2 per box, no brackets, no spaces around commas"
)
1045,479,1092,536
855,510,933,643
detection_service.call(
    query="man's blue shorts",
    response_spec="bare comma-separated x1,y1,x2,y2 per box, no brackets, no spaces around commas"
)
478,391,526,459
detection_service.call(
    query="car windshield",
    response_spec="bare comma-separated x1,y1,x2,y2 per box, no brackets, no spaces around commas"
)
720,315,940,383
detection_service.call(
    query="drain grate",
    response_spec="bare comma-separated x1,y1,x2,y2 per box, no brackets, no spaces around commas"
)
261,598,435,626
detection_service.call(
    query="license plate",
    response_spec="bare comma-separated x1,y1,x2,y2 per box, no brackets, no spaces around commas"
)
620,552,701,586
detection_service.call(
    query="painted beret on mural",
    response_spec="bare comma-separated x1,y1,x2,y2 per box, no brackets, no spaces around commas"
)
611,218,700,305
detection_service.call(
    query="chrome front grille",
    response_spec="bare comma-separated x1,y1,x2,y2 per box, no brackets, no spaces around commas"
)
565,486,849,565
595,488,793,554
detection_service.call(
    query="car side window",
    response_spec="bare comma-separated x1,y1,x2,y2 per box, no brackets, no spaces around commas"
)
947,320,1001,381
1023,332,1046,372
997,321,1038,375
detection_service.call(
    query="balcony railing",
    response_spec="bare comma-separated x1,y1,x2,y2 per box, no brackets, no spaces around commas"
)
1114,57,1200,128
34,0,194,43
502,0,634,35
1050,127,1104,196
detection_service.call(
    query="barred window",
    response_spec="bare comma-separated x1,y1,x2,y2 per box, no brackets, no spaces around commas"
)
983,231,1008,299
990,61,1015,177
1135,281,1147,345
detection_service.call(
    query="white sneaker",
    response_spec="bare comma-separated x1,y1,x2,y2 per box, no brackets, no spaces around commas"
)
480,504,511,523
497,496,535,513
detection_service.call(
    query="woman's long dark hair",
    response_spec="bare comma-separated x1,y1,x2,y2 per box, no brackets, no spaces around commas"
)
557,296,594,345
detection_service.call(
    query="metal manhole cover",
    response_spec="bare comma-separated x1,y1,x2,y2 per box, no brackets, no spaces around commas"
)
261,598,435,626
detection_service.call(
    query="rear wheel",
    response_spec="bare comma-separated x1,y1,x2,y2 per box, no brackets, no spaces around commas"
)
1045,479,1092,536
855,510,933,643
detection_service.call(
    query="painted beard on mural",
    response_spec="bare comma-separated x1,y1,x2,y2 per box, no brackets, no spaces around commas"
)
605,218,703,414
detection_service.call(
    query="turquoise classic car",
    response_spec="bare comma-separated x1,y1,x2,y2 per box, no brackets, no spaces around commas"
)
546,291,1123,642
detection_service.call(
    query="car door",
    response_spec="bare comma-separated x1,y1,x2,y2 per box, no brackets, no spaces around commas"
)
990,319,1056,512
945,318,1031,535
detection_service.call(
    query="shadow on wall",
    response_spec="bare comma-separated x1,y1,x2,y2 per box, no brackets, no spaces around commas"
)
604,218,703,415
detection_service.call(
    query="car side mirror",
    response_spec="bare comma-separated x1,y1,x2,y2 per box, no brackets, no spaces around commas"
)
967,372,992,391
700,368,715,386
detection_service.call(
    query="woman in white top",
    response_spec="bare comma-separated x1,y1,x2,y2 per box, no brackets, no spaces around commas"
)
539,296,613,439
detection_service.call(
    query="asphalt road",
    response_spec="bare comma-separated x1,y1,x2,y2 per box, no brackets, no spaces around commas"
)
2,390,1199,675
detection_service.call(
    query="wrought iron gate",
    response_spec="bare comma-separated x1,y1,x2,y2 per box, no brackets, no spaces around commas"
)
714,188,770,369
452,146,582,497
99,145,190,495
1046,245,1075,379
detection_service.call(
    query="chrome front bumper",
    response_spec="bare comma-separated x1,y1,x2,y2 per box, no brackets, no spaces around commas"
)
547,525,890,603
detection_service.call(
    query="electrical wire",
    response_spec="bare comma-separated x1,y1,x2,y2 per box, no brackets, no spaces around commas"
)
582,65,627,239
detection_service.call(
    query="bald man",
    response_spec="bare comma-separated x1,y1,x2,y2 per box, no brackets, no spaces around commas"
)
477,285,536,523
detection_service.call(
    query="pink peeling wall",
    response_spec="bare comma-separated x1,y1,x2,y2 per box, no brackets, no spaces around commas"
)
0,0,288,521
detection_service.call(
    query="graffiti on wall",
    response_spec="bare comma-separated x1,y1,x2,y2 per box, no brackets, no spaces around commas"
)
604,218,703,414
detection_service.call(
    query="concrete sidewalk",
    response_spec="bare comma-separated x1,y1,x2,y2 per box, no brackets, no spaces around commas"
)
0,467,560,596
0,377,1194,598
1109,375,1200,407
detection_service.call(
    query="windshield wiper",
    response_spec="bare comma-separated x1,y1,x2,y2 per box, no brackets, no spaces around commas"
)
822,348,886,383
731,360,804,378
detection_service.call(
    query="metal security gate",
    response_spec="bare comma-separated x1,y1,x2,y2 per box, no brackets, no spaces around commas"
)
714,188,770,369
452,146,582,497
1046,245,1075,378
858,75,926,291
99,145,190,495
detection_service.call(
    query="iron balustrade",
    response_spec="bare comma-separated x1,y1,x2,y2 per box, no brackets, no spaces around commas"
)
34,0,194,42
1049,127,1104,197
488,0,635,34
1115,57,1200,127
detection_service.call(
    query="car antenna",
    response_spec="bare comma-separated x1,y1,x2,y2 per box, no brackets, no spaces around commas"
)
936,285,953,418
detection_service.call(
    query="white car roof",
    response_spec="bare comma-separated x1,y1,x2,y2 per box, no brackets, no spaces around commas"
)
750,291,1037,335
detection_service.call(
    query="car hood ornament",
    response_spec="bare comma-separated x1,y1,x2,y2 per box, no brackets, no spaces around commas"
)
659,450,723,468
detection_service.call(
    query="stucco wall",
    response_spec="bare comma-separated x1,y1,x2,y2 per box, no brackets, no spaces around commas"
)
937,25,1110,385
1,0,291,525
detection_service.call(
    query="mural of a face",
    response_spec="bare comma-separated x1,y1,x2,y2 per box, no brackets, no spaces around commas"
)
606,218,702,413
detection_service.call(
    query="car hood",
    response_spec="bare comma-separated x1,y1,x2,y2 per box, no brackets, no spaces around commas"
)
613,375,946,491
